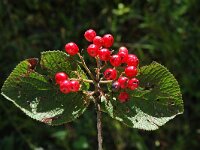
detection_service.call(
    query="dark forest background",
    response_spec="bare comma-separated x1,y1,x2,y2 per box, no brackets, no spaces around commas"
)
0,0,200,149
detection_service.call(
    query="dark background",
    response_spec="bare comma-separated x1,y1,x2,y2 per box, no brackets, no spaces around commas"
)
0,0,200,149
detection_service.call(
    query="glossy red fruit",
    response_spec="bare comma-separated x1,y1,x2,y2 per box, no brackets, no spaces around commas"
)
55,72,68,84
70,80,80,92
60,80,71,94
125,66,138,78
118,76,129,89
112,81,121,92
65,42,79,56
110,54,121,67
118,92,129,103
119,46,128,55
118,48,128,63
84,29,96,42
104,68,117,80
102,34,114,48
128,78,139,90
93,36,103,47
126,54,139,66
87,44,99,57
98,48,111,61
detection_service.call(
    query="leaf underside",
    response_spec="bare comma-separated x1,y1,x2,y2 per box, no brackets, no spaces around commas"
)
1,50,90,125
102,62,183,130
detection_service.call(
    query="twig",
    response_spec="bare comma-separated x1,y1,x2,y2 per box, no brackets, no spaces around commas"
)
77,53,97,83
96,100,103,150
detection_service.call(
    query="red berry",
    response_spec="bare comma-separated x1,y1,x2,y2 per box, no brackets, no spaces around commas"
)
65,42,79,56
125,66,138,78
84,29,96,42
60,80,71,94
118,92,129,103
126,54,139,66
110,54,121,67
104,68,117,80
93,36,103,47
119,46,128,54
102,34,114,48
87,44,99,57
55,72,68,84
128,78,139,90
112,81,121,92
118,48,128,63
118,76,129,89
98,48,111,61
70,80,80,92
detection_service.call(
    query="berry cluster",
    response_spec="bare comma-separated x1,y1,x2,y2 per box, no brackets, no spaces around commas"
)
55,72,80,94
63,29,139,103
104,48,139,103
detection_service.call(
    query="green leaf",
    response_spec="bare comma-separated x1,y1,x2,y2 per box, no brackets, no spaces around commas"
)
1,50,90,125
102,62,183,130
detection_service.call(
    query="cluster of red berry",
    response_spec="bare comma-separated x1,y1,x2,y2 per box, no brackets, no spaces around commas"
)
103,46,139,103
60,29,139,103
55,72,80,94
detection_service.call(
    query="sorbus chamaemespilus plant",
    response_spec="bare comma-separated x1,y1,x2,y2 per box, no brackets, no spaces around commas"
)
102,34,114,48
125,66,138,78
55,72,68,84
118,76,129,89
118,92,129,103
118,47,128,63
98,48,111,61
110,54,121,67
104,68,117,80
65,42,79,56
126,54,139,67
60,80,71,94
87,44,99,57
84,29,96,42
128,78,139,90
70,80,80,92
112,81,121,92
93,36,103,48
62,29,139,99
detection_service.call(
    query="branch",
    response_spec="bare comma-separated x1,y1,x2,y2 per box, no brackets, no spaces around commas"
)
77,53,97,83
95,98,103,150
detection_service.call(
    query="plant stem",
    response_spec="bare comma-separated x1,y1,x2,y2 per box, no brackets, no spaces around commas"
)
77,53,97,83
95,98,103,150
79,54,104,149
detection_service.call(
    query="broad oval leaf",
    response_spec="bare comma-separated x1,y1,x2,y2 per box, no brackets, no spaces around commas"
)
1,51,90,125
102,62,184,130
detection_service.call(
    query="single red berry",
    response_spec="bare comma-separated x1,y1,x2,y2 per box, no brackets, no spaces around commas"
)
112,81,121,92
70,80,80,92
65,42,79,56
118,92,129,103
118,49,128,63
55,72,68,85
84,29,96,42
102,34,114,48
93,36,103,47
125,66,138,78
128,78,139,90
104,68,117,80
60,80,71,94
87,44,99,57
98,48,111,61
110,54,122,67
118,76,129,89
126,54,139,66
119,46,128,55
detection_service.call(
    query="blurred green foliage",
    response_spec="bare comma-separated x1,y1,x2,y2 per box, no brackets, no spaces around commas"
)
0,0,199,149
